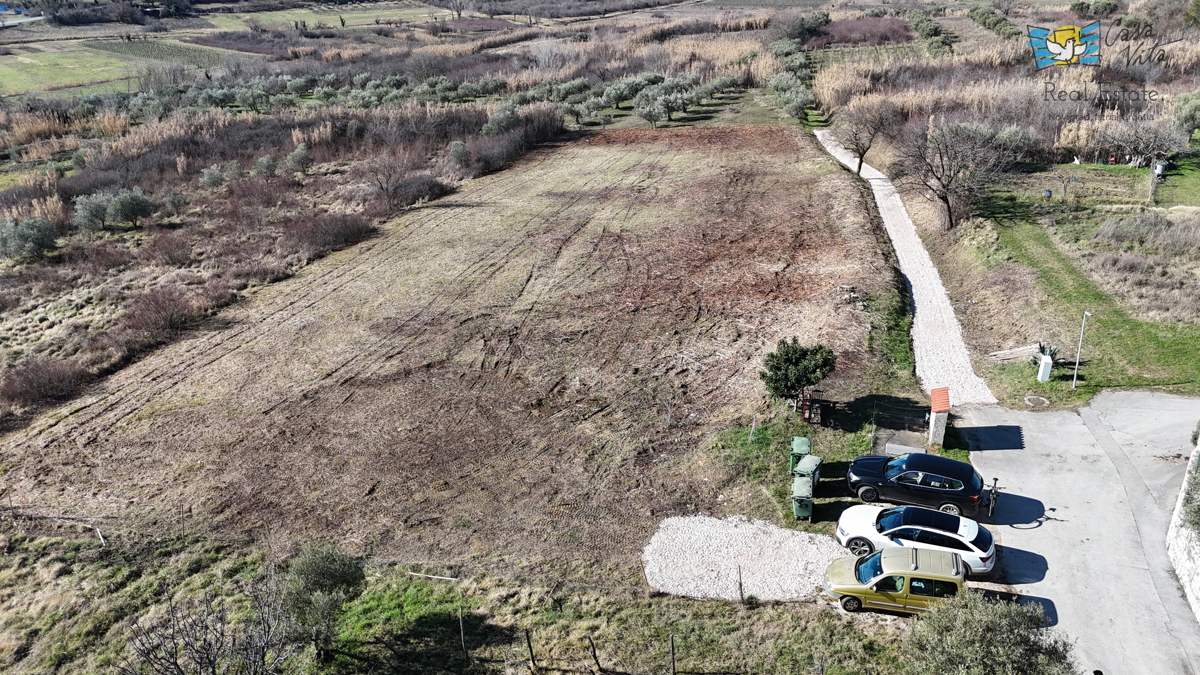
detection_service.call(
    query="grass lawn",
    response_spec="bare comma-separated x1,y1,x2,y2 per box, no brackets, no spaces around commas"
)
980,194,1200,406
0,45,143,96
1156,153,1200,208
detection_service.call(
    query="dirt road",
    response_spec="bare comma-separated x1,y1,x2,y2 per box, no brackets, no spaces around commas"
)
0,127,896,573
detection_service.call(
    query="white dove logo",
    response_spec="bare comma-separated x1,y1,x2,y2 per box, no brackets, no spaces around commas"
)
1045,36,1088,62
1028,22,1100,69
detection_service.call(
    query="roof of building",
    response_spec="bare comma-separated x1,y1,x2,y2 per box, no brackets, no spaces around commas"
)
930,387,951,413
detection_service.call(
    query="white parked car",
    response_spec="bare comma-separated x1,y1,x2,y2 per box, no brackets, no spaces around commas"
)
834,504,996,576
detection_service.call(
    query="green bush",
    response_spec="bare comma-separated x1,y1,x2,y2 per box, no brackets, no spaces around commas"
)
73,192,113,232
285,543,365,659
0,216,57,259
926,35,955,57
253,154,277,178
1091,0,1118,16
200,164,225,188
222,160,244,182
106,188,154,227
1069,0,1091,15
481,102,521,136
1177,88,1200,136
449,140,471,167
968,6,1022,39
759,339,836,404
905,591,1077,675
284,143,312,173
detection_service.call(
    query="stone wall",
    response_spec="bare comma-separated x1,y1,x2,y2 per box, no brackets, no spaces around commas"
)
1167,442,1200,625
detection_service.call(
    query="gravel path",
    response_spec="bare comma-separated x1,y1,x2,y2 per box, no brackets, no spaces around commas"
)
814,131,996,405
641,515,845,601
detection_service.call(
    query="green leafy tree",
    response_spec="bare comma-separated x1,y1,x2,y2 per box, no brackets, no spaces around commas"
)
449,140,471,167
759,339,836,407
200,165,225,188
106,188,155,227
635,101,666,129
222,160,244,182
73,192,113,232
905,591,1077,675
284,143,313,174
1178,88,1200,137
253,155,277,178
284,543,364,662
0,217,57,259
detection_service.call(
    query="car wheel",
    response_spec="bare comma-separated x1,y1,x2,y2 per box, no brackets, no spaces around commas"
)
938,503,963,516
857,486,879,503
840,595,863,612
847,537,874,557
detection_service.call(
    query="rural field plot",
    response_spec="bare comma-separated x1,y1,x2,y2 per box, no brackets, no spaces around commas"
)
0,43,143,96
204,1,450,30
83,39,233,69
0,126,896,576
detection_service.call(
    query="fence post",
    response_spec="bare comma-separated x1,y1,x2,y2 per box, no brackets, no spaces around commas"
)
738,565,744,604
525,628,538,673
670,633,676,675
458,607,468,660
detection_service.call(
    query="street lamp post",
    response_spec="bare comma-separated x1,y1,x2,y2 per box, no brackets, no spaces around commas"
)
1072,311,1093,389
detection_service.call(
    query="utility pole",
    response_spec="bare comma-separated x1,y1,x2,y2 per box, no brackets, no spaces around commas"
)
1072,311,1093,389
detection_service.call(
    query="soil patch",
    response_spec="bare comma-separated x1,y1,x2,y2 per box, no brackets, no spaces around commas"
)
0,126,896,579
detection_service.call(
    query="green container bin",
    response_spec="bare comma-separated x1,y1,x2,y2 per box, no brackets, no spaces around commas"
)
789,436,812,472
793,453,823,485
791,474,814,520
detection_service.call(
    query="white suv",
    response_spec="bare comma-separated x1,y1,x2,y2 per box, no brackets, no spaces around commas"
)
834,504,996,576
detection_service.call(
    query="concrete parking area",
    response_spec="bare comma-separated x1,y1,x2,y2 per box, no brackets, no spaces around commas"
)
961,391,1200,675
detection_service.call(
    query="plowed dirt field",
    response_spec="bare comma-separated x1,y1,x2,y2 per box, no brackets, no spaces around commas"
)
0,126,896,575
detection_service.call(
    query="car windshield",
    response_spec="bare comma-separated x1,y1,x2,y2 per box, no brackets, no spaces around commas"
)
855,551,884,585
884,456,907,479
971,527,994,552
970,472,984,492
876,507,905,532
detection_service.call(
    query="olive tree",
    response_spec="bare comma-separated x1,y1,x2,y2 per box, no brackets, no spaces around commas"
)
0,216,57,259
905,591,1078,675
284,543,364,662
759,339,836,409
106,188,155,227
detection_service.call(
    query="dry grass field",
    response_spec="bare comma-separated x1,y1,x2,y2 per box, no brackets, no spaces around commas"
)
0,126,895,578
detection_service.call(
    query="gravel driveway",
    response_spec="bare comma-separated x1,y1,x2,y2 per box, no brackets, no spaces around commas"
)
641,516,845,601
963,391,1200,674
814,131,996,406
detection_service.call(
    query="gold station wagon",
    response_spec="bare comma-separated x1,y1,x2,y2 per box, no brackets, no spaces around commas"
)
824,547,966,614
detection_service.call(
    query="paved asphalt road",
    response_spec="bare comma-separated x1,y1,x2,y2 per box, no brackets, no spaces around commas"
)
962,391,1200,675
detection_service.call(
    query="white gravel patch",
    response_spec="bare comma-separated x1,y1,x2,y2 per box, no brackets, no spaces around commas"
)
641,515,846,601
814,130,997,406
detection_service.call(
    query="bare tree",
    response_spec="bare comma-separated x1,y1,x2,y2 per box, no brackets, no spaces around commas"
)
357,150,421,206
1096,116,1189,168
991,0,1019,17
118,573,293,675
446,0,470,20
833,100,903,175
891,121,1007,230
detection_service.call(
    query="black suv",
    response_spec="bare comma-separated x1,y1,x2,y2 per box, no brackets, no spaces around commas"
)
847,453,987,517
